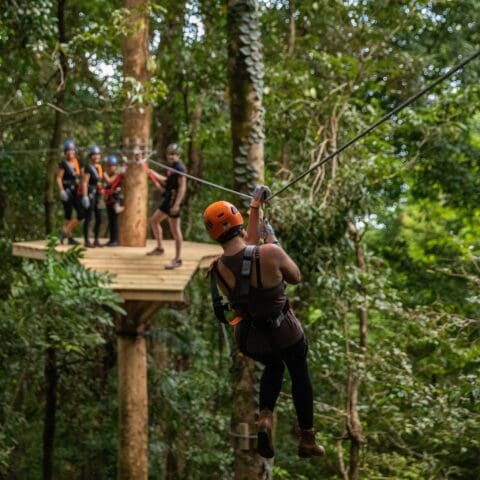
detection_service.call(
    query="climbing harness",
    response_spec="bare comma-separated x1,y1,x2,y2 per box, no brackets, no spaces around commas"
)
209,245,287,329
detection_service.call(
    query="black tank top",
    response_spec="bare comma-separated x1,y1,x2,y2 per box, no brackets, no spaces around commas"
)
85,164,100,194
59,160,78,190
165,161,185,197
217,247,304,354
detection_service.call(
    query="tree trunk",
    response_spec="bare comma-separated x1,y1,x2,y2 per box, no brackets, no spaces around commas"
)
228,0,265,209
116,301,161,480
44,0,68,235
346,223,368,480
42,3,67,478
227,2,271,479
186,91,205,180
119,0,152,247
182,89,205,210
287,0,296,56
42,347,57,480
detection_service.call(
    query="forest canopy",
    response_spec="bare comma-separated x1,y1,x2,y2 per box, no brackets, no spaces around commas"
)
0,1,479,479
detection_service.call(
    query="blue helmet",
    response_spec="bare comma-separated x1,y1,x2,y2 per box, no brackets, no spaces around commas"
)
63,139,76,152
88,145,101,157
106,155,118,166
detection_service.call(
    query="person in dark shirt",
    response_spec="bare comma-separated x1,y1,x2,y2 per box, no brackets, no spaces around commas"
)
81,145,104,247
56,139,84,245
204,187,325,460
147,143,187,269
103,155,123,246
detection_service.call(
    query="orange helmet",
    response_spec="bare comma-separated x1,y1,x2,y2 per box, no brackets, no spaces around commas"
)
203,201,244,242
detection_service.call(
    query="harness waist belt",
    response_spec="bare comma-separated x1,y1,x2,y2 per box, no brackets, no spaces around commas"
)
250,301,290,330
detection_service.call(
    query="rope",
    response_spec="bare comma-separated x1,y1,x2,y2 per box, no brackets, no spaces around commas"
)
145,155,253,201
269,48,480,200
2,49,479,201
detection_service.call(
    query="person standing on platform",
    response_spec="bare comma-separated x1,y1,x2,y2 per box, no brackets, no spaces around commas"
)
81,145,104,248
56,139,84,245
103,155,123,246
146,143,187,270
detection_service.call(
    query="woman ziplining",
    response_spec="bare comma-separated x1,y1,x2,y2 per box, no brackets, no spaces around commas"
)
204,186,325,459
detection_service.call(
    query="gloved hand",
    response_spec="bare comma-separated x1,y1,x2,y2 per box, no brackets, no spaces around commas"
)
60,190,69,202
261,219,276,239
82,196,90,209
250,185,272,208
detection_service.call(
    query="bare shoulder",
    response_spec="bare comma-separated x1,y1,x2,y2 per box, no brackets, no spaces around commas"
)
258,243,286,258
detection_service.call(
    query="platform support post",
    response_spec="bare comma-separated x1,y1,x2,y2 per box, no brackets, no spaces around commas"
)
116,301,161,480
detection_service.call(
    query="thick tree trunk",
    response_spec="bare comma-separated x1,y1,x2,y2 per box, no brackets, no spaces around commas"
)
116,301,161,480
227,2,270,479
346,223,368,480
119,0,152,247
44,0,68,235
42,347,57,480
228,0,265,209
231,355,271,480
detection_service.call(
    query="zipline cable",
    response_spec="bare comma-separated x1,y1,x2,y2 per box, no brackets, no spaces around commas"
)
269,48,480,200
2,49,479,202
145,155,253,201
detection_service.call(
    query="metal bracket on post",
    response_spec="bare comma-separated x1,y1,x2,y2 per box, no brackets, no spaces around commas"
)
115,314,150,338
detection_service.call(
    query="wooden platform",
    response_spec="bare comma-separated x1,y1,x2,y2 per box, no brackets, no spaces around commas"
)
12,239,221,302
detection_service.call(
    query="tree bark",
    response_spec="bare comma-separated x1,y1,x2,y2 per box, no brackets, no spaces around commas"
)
228,0,265,209
119,0,152,247
42,347,57,480
116,301,161,480
44,0,68,235
346,223,368,480
185,91,205,180
42,3,67,478
227,2,271,479
287,0,296,56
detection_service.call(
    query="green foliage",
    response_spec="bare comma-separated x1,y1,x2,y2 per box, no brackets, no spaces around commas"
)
0,237,123,477
5,236,123,352
1,0,480,478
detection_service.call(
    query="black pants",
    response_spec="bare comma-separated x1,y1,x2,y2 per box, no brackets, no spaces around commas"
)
83,196,102,242
106,204,119,243
249,338,313,429
62,193,85,221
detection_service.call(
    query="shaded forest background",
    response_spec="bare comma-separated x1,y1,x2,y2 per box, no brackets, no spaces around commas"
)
1,1,479,479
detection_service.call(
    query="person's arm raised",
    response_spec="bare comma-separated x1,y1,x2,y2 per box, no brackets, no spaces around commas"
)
245,185,271,245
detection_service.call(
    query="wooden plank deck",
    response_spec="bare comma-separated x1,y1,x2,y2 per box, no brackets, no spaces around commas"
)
12,239,221,302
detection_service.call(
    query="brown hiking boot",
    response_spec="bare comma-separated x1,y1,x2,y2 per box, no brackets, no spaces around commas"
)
298,428,325,458
256,409,274,458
